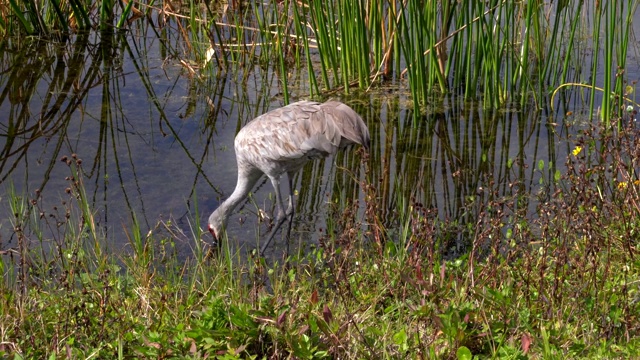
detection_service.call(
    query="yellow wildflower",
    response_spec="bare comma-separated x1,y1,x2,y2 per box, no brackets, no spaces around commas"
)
572,146,582,156
626,85,634,95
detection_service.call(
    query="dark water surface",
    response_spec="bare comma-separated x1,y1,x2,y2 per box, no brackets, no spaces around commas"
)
1,20,639,259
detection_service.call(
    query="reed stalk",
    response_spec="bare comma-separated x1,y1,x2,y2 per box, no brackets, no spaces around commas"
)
275,1,290,103
291,2,319,96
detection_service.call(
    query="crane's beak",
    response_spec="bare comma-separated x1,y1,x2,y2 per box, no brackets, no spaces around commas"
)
208,225,218,242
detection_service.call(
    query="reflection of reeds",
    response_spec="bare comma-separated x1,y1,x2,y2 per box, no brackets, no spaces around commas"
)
355,96,548,252
0,26,232,234
0,33,98,187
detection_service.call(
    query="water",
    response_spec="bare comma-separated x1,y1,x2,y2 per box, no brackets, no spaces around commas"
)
1,17,639,260
0,29,369,257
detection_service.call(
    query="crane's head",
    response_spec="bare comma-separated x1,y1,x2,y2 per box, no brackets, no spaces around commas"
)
207,208,226,244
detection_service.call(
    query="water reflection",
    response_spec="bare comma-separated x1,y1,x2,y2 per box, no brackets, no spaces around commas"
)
0,27,564,258
0,29,227,253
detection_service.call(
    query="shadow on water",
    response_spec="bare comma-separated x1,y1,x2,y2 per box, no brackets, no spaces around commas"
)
0,22,592,261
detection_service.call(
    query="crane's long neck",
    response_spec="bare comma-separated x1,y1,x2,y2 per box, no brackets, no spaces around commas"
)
209,167,262,232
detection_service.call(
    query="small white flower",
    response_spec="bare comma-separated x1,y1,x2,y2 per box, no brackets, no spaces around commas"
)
627,105,634,113
203,47,215,66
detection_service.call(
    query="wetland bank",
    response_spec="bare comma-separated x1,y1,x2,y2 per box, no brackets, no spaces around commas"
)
1,0,640,358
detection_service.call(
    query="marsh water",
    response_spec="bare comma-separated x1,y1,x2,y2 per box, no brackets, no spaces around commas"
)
1,15,639,259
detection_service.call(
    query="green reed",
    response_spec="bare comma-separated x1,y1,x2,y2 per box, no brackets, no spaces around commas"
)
2,0,638,122
396,0,430,112
291,2,318,96
308,0,339,89
276,1,291,103
584,0,637,126
592,0,606,123
558,0,583,86
116,0,134,28
3,0,125,35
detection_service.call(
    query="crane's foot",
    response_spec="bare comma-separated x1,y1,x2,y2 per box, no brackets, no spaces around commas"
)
259,211,293,256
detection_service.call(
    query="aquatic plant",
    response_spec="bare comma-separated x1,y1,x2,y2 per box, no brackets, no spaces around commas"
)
2,0,636,118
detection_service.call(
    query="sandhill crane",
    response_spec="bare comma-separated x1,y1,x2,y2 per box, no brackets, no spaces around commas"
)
208,100,370,254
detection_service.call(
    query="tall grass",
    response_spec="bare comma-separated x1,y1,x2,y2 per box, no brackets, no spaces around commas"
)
5,0,634,120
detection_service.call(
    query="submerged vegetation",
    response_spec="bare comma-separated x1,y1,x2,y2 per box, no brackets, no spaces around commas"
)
1,0,640,358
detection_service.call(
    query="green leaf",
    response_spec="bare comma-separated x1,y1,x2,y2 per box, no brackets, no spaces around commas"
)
117,0,135,28
457,346,473,360
393,328,408,351
393,328,407,344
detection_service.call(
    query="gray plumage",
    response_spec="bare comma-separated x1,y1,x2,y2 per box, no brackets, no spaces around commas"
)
208,100,369,251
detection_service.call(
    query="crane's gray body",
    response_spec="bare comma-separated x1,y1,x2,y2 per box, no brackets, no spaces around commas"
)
208,100,369,249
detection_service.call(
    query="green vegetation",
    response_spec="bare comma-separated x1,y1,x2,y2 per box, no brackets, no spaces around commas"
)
1,116,639,358
1,0,640,358
2,0,637,119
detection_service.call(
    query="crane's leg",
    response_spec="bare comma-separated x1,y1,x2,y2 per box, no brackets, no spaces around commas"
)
283,173,295,255
260,175,291,255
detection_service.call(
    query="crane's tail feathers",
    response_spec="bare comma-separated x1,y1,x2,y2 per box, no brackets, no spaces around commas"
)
321,101,370,150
